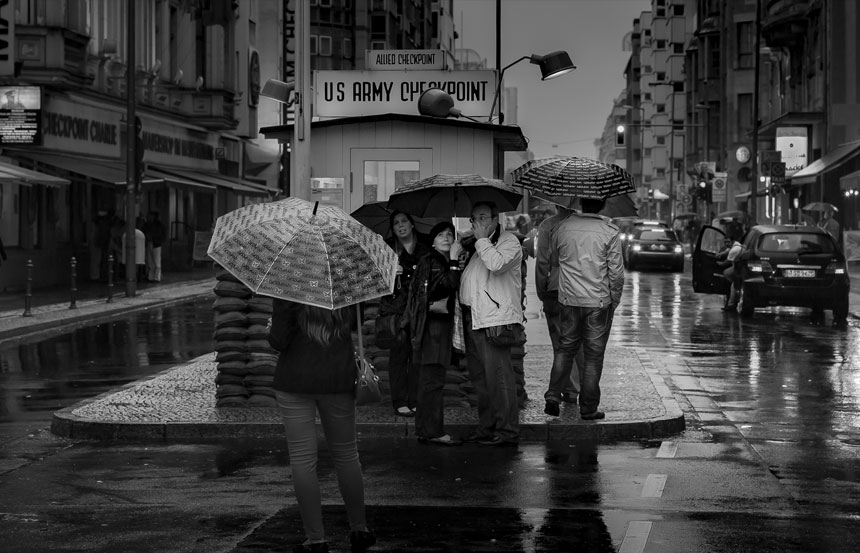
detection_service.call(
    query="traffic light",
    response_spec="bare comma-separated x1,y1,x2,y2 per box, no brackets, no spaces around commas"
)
615,124,626,146
696,179,710,202
134,116,145,194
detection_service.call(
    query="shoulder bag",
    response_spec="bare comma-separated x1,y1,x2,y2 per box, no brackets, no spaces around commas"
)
355,355,382,405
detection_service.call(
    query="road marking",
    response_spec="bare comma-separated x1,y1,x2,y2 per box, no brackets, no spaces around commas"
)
656,440,678,458
619,521,653,553
641,474,668,497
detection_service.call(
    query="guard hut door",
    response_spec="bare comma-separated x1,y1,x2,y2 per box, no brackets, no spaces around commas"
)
349,148,433,210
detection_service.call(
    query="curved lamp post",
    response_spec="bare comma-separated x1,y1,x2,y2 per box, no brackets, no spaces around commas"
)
418,88,483,122
489,50,576,123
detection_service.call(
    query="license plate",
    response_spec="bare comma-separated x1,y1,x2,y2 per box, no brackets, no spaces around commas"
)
784,269,815,278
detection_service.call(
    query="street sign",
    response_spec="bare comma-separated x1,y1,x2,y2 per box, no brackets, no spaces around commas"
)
760,161,772,177
680,192,692,205
771,161,786,185
711,172,727,203
761,150,782,163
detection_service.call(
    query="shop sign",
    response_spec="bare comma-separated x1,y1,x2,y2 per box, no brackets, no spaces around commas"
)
42,97,121,155
366,50,446,70
314,70,495,118
775,127,807,176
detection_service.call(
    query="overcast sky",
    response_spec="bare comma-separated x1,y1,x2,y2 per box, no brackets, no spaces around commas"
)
453,0,651,160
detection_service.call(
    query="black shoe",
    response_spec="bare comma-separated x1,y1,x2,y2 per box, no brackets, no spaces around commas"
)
544,400,560,417
293,543,329,553
350,529,376,552
477,435,518,447
560,393,578,405
580,410,605,420
461,431,492,443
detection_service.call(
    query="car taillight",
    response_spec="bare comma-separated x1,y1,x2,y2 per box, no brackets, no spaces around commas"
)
748,260,774,274
825,261,847,275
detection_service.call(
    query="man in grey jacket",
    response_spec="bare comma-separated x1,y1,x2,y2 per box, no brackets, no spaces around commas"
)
459,201,523,446
545,197,624,420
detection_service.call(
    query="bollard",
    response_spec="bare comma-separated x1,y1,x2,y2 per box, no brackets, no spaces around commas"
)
106,254,114,303
69,257,78,309
22,259,34,317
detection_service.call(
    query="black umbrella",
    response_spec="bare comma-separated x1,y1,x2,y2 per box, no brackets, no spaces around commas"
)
386,174,523,217
512,156,636,200
350,201,442,239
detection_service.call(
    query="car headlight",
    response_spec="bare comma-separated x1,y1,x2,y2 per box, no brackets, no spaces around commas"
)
632,244,642,252
673,245,683,253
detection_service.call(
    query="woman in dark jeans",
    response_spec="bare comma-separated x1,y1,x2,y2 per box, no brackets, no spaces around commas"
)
405,222,463,445
382,211,430,417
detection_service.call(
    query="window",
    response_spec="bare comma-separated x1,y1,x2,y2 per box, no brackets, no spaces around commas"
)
343,38,353,58
672,4,685,16
319,36,332,56
657,136,666,145
737,93,753,137
0,183,22,247
737,21,754,68
363,161,420,202
656,40,666,50
370,41,386,50
656,103,665,113
309,35,318,55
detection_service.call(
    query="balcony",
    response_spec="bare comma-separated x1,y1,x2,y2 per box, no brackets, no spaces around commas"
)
13,25,93,88
762,0,812,48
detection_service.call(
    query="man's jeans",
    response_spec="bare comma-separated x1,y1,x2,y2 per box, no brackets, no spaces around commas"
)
550,304,614,414
541,294,583,400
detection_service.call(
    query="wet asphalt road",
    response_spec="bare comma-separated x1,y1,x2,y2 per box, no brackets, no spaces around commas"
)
1,267,859,552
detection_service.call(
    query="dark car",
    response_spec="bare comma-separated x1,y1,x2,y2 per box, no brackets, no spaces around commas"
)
692,224,849,325
625,226,685,272
612,218,670,266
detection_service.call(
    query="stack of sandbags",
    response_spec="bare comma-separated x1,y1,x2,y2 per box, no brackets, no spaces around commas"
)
213,271,252,407
244,296,278,407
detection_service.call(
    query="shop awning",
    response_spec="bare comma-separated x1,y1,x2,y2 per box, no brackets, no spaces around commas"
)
7,152,214,192
0,160,70,187
154,166,271,197
790,140,860,186
839,169,860,191
755,111,823,138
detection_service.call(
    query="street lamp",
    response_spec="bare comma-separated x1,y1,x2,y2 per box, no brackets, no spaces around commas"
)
418,88,483,122
488,50,576,123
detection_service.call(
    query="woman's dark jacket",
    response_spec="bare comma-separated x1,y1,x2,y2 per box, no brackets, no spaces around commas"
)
379,237,431,318
404,249,460,354
268,299,355,394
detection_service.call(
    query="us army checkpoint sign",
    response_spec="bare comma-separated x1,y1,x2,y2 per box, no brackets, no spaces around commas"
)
314,70,496,118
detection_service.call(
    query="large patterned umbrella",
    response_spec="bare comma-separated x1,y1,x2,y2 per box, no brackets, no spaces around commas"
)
511,156,636,200
387,173,523,217
207,197,398,310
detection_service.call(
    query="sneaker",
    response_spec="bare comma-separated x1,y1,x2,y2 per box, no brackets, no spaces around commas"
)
395,406,414,417
350,529,376,552
560,392,578,404
544,400,560,417
580,410,605,420
461,430,492,443
420,434,462,446
477,435,518,447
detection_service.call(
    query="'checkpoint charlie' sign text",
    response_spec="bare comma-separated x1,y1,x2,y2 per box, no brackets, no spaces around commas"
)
314,70,496,118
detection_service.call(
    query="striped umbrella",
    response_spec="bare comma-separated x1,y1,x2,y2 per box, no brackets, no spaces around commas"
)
207,197,398,310
511,156,636,200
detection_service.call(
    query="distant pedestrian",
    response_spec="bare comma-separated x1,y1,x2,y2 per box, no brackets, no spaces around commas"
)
268,300,376,553
142,211,165,282
545,198,624,421
122,221,146,282
818,206,841,246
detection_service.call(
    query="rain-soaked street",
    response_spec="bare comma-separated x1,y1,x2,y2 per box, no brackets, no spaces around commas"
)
1,266,859,552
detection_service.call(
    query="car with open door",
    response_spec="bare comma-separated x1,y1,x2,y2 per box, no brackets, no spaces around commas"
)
692,224,849,327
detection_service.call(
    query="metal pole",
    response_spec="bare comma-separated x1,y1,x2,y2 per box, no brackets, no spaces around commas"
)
668,92,675,223
292,0,312,200
69,257,78,309
749,0,761,223
125,0,137,297
106,253,114,303
22,259,33,317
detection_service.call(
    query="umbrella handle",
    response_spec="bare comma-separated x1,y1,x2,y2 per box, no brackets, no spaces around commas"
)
355,304,365,359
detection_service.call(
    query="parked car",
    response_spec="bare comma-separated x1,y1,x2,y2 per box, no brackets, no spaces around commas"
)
625,226,685,272
692,224,849,326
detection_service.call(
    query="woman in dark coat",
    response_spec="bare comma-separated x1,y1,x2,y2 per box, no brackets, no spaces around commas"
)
405,221,463,445
381,211,430,417
269,301,376,553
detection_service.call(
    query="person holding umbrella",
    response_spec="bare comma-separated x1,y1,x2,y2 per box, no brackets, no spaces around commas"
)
381,211,430,417
458,201,523,447
404,221,464,445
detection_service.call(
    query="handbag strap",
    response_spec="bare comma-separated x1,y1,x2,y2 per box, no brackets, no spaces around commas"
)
355,304,365,360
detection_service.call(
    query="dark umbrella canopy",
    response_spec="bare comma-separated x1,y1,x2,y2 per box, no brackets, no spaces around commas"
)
530,191,638,218
350,201,442,239
802,201,838,212
386,173,523,217
511,156,636,200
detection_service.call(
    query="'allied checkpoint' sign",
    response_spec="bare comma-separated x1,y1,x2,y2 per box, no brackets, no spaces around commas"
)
314,70,496,118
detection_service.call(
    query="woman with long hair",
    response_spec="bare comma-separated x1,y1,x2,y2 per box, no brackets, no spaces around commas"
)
381,211,430,417
269,300,376,553
405,221,463,445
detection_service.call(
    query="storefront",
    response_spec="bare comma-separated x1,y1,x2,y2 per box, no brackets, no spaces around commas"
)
0,92,271,290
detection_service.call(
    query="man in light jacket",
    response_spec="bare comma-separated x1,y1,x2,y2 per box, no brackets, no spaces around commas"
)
535,204,584,409
545,197,624,420
459,201,523,447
